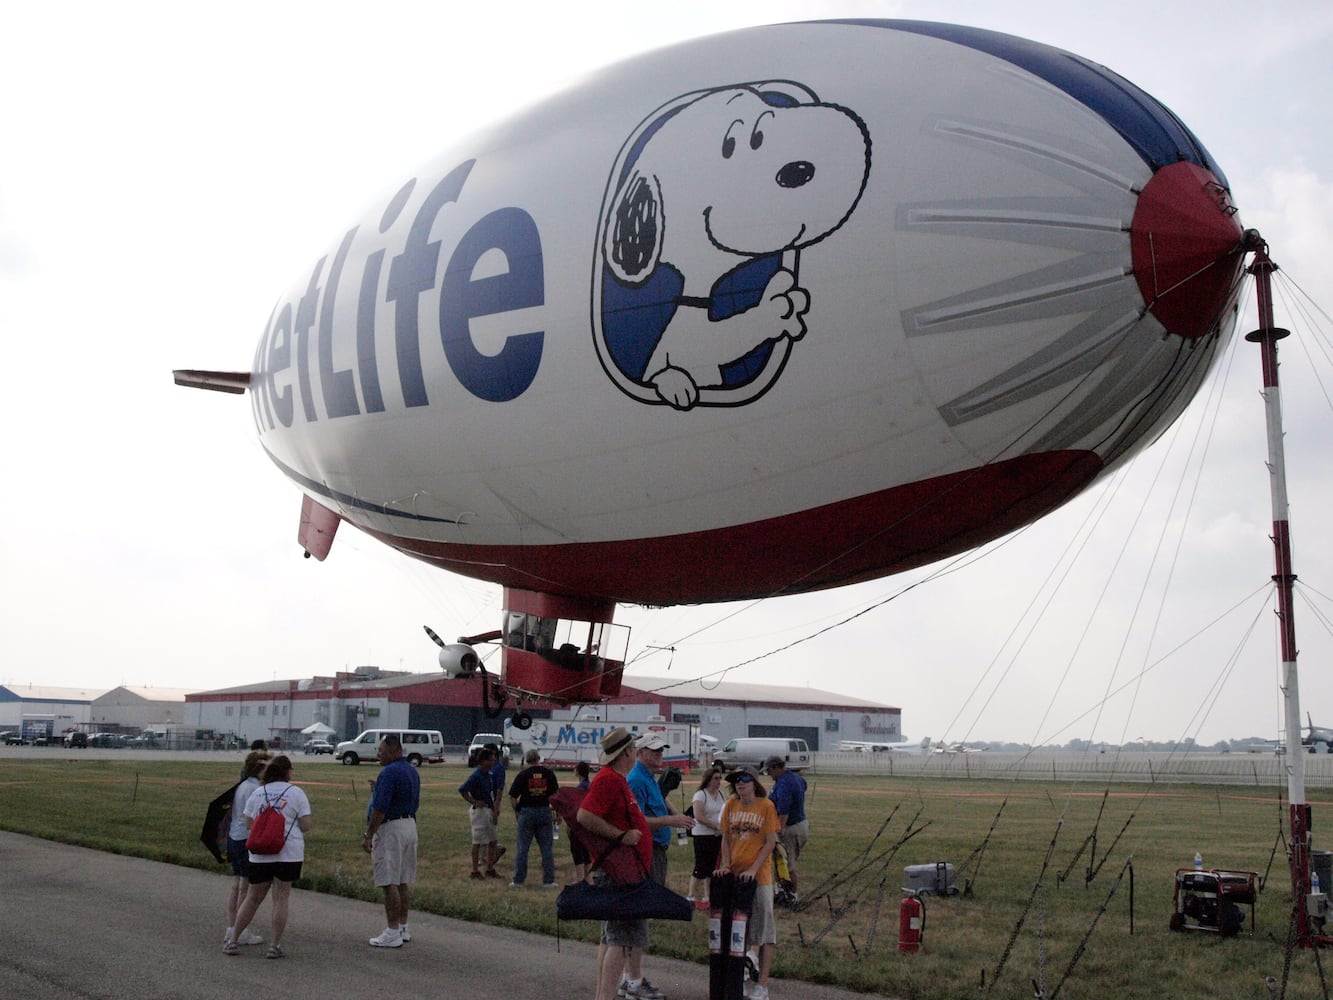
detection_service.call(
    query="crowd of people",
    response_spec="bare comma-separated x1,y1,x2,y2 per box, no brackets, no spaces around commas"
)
216,731,809,999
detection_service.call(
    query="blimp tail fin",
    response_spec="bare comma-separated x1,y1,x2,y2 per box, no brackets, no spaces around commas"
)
172,369,251,394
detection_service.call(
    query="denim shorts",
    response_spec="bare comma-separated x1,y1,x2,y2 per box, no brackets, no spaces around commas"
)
227,838,251,877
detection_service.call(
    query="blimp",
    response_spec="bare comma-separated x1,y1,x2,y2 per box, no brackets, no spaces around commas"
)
176,20,1246,722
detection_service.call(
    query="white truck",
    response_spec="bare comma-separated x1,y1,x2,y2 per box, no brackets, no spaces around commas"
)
503,717,700,769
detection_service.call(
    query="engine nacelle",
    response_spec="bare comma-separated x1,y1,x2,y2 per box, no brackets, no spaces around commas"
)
438,643,480,678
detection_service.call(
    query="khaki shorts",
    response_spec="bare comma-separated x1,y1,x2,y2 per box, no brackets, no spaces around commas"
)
470,805,497,845
372,818,418,887
745,882,776,946
779,820,808,868
595,872,650,948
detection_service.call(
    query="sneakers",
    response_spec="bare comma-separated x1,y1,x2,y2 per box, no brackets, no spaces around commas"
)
265,944,285,959
470,870,484,880
400,923,411,942
542,880,559,889
744,951,760,983
750,986,769,1000
509,880,524,887
695,898,710,912
237,928,264,946
622,979,666,1000
221,939,238,956
484,868,501,878
369,928,404,948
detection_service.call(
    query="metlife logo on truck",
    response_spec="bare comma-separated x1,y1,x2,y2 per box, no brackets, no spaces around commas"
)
504,718,699,767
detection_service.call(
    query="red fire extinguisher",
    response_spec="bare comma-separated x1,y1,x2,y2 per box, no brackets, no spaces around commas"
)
899,893,925,953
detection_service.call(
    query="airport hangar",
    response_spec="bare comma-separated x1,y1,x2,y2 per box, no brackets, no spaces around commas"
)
0,684,194,734
182,667,902,751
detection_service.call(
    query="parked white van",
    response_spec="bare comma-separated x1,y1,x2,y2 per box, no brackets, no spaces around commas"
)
336,729,445,766
713,737,812,772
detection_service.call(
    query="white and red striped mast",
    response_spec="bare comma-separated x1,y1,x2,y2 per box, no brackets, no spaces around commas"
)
1243,230,1317,944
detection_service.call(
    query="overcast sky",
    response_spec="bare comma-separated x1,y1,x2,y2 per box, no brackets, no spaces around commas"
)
3,1,1331,746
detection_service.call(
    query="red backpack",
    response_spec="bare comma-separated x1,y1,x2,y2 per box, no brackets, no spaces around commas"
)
246,784,294,855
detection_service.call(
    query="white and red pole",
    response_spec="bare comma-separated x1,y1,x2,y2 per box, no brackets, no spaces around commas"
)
1243,232,1315,944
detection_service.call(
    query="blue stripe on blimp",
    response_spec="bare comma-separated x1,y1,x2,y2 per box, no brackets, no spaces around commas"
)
824,19,1228,186
262,447,458,524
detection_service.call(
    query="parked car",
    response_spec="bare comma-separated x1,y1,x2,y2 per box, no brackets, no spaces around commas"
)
63,731,89,749
88,732,129,748
336,729,446,767
1,731,25,745
713,736,812,773
303,739,334,755
467,732,508,766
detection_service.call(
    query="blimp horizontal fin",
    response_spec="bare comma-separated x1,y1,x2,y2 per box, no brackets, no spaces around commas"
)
172,369,251,394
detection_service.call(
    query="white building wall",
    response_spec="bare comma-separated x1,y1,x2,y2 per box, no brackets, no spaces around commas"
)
185,692,403,745
664,703,902,750
4,700,92,730
88,703,186,732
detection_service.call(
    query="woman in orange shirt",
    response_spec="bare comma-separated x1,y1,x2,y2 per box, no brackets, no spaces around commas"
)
715,768,779,1000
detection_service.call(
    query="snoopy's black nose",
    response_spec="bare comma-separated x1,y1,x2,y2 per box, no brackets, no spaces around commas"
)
776,160,815,188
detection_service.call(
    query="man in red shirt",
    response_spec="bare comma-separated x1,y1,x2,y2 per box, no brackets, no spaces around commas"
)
577,728,661,1000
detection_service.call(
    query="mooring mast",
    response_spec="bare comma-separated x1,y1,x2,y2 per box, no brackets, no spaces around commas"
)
1243,231,1322,946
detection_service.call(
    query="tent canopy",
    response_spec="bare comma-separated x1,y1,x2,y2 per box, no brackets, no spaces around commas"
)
300,722,335,736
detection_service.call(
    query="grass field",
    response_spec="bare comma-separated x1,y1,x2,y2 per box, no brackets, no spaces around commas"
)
2,758,1330,999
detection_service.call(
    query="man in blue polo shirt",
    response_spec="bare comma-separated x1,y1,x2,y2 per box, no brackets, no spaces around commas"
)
627,734,694,884
363,733,421,947
764,755,808,906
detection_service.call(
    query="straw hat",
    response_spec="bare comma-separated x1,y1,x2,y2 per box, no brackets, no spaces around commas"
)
599,727,635,765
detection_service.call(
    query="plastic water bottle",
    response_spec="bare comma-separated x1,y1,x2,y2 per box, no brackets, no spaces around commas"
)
1194,852,1203,871
1313,870,1322,894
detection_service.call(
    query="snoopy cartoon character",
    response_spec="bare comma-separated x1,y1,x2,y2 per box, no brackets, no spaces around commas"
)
594,82,871,410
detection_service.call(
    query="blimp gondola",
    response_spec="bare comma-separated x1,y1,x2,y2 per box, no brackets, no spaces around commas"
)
176,20,1248,723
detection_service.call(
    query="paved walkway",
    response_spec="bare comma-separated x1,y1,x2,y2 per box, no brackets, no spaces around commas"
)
0,831,884,999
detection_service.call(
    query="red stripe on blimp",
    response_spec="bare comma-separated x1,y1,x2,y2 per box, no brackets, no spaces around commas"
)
362,451,1103,606
1130,162,1245,341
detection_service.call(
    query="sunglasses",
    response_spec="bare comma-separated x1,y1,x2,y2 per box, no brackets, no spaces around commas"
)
734,774,754,784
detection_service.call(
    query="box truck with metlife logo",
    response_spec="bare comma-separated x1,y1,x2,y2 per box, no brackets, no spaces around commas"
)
504,717,699,768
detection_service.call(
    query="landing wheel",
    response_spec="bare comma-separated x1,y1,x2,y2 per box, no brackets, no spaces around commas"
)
513,711,533,731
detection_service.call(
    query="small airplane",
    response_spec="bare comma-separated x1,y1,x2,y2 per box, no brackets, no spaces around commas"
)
931,741,984,754
1304,714,1333,753
839,737,933,754
176,20,1249,727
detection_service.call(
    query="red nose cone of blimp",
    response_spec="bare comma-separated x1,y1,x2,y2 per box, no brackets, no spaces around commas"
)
1130,161,1246,340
